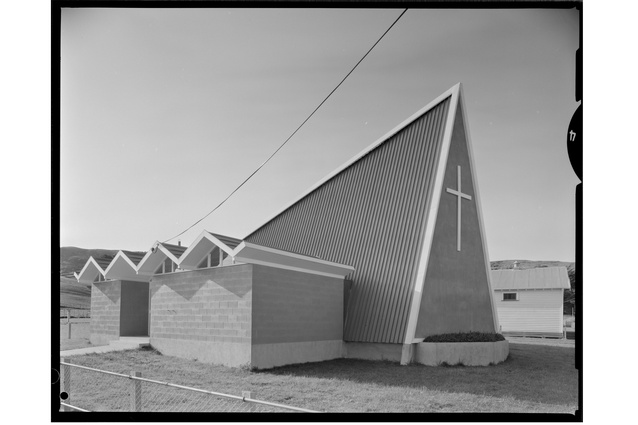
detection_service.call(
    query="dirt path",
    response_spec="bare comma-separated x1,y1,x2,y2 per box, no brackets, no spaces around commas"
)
506,336,575,347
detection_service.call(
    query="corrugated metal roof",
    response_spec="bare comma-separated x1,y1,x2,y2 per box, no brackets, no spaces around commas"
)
208,232,243,250
162,243,188,258
121,250,146,266
490,267,571,290
246,95,452,344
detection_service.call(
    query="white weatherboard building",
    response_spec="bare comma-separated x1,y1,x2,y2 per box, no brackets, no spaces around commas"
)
490,267,571,337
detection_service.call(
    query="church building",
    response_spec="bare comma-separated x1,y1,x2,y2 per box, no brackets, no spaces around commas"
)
245,83,499,364
77,83,504,368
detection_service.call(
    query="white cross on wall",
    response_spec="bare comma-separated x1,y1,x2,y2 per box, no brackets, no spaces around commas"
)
446,165,472,252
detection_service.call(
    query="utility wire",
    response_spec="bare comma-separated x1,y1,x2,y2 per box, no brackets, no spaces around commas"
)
163,9,408,243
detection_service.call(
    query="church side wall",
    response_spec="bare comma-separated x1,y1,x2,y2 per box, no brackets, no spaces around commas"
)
90,280,122,346
149,265,253,367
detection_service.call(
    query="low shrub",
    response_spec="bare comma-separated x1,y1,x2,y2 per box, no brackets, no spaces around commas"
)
423,332,505,343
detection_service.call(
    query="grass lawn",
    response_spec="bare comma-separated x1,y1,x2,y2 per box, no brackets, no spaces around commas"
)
61,342,578,413
60,321,108,351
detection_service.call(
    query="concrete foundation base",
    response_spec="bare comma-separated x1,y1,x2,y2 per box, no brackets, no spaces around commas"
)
414,340,509,366
151,337,252,368
251,340,343,369
343,342,403,362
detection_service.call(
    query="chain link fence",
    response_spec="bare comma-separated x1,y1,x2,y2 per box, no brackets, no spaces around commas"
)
59,359,319,413
60,308,91,319
59,321,91,341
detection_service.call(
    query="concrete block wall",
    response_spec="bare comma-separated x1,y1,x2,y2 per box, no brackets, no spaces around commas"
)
251,265,344,368
149,264,253,367
252,265,344,344
90,280,122,346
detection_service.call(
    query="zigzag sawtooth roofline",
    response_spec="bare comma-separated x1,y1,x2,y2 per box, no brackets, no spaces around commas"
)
174,232,207,267
103,251,138,276
134,241,161,272
75,256,111,283
158,243,186,263
200,232,237,256
177,230,238,269
76,256,106,281
135,241,183,273
244,83,461,239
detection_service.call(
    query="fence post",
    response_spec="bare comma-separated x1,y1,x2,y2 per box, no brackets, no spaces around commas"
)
68,322,72,339
242,390,256,412
62,358,71,412
130,371,142,412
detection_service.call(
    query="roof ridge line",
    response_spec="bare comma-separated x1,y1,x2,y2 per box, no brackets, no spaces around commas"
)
243,83,461,239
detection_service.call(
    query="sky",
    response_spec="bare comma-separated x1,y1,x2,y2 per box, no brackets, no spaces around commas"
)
60,7,580,262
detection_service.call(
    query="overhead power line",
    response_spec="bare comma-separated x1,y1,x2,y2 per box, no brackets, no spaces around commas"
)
163,9,409,243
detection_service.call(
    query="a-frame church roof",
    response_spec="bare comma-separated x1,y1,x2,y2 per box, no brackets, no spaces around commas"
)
245,83,497,346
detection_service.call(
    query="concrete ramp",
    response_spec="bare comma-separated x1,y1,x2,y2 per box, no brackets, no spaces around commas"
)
60,337,150,357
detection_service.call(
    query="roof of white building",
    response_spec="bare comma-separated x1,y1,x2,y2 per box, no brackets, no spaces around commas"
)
490,267,571,290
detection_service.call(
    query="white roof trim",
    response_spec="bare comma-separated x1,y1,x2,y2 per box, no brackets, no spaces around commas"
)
103,251,138,276
231,241,354,278
234,257,349,280
402,83,461,350
135,243,159,272
175,232,210,268
75,256,110,284
103,251,151,282
494,287,564,291
402,83,500,348
176,230,236,270
136,241,182,276
458,82,501,334
201,232,236,256
245,83,463,239
232,241,355,271
156,243,183,264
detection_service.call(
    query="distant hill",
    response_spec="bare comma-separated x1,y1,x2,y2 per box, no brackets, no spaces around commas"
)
60,277,91,309
59,247,120,276
59,247,145,311
58,248,576,313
